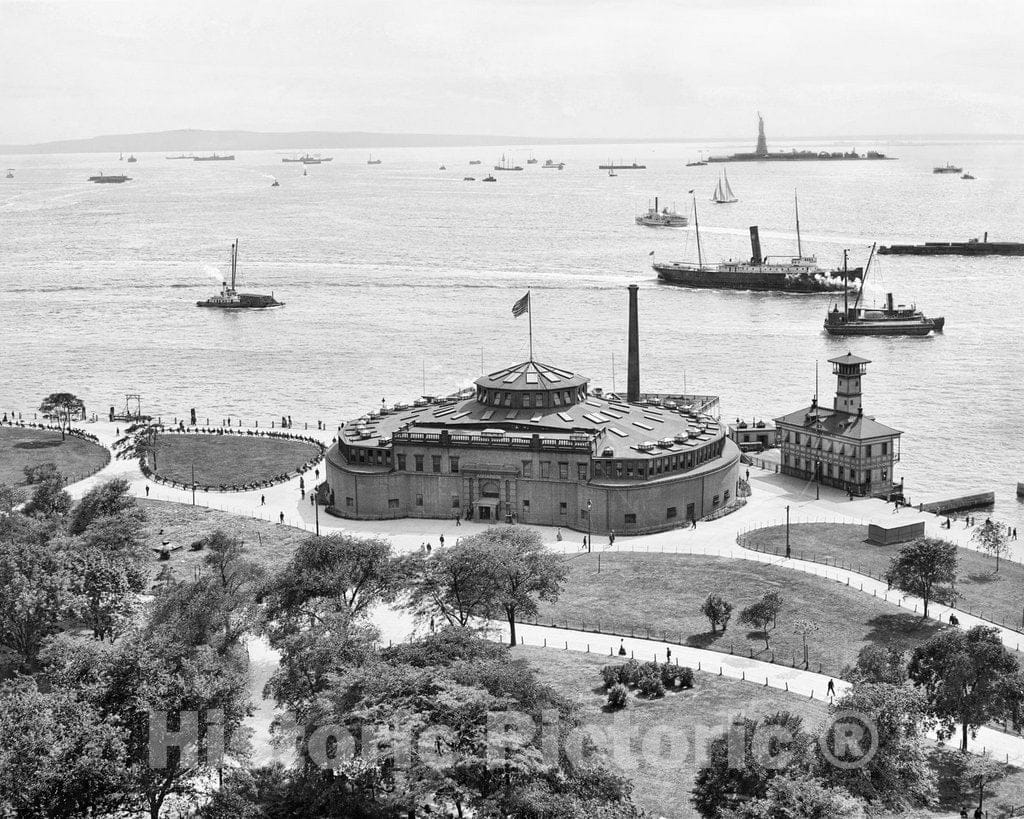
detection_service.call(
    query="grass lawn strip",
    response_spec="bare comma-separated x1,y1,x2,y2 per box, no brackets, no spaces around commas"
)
0,426,110,501
536,553,943,676
743,523,1024,636
138,499,310,588
152,433,321,488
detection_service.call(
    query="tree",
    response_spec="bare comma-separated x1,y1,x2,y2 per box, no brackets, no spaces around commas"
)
959,751,1006,815
0,539,80,669
848,644,908,685
470,525,567,647
68,477,143,536
404,541,499,627
793,619,820,668
885,537,957,619
739,595,779,650
692,711,813,818
21,465,71,519
763,590,784,629
264,533,401,624
38,392,85,440
972,520,1009,572
908,625,1024,751
69,547,143,642
114,421,161,471
0,678,131,818
700,593,733,633
820,682,936,809
0,483,17,516
721,773,866,818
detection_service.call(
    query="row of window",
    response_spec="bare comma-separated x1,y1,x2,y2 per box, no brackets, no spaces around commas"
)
397,454,460,473
591,440,723,481
783,455,887,484
521,460,587,481
781,432,889,457
341,444,393,466
476,386,587,408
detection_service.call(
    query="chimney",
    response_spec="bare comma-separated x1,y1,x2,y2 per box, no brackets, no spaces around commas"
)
627,284,640,403
749,226,763,265
886,292,893,311
654,196,658,213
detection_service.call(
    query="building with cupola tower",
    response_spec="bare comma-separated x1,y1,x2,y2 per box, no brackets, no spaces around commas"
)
775,353,902,497
323,287,741,534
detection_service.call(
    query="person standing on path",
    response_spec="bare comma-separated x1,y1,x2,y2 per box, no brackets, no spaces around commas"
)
666,646,672,664
454,515,461,527
426,543,432,554
618,639,627,656
439,534,445,548
826,679,836,699
279,511,284,524
145,485,149,497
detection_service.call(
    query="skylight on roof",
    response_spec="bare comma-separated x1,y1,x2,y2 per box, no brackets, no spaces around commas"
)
503,372,522,383
525,373,539,384
609,427,629,438
633,422,654,431
557,412,574,422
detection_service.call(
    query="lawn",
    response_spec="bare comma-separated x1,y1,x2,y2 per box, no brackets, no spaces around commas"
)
0,426,109,496
535,553,943,675
514,646,1024,819
512,646,828,819
742,523,1024,634
152,433,321,488
137,499,310,587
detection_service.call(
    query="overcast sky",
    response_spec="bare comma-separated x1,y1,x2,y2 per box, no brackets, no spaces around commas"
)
3,0,1023,144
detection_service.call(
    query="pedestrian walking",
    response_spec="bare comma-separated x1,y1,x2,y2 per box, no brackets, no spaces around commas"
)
691,518,697,530
556,528,563,541
439,534,445,547
666,646,672,663
279,511,284,524
145,485,149,497
745,469,750,481
426,542,432,554
582,535,588,551
300,488,305,499
618,639,627,656
455,515,461,527
430,616,435,633
261,494,266,506
826,678,836,698
949,614,960,627
609,530,615,546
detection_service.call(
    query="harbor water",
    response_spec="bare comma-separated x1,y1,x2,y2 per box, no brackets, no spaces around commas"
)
2,137,1023,528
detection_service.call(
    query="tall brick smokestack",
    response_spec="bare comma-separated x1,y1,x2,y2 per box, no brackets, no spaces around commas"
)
627,284,640,402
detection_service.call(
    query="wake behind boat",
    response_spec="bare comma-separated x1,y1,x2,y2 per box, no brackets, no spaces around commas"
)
197,240,283,309
636,197,688,227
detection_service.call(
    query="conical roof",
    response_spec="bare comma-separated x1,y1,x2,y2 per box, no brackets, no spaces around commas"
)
475,360,588,393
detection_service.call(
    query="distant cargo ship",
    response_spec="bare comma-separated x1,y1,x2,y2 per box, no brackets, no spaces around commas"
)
283,153,333,164
193,154,235,161
707,114,894,163
599,161,646,170
654,194,863,293
197,240,283,309
88,173,131,183
878,233,1024,256
933,163,962,174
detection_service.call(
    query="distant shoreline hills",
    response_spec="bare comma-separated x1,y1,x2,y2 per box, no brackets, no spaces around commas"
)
1,127,1021,156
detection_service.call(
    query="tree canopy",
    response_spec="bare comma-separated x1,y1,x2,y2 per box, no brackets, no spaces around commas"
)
885,537,957,619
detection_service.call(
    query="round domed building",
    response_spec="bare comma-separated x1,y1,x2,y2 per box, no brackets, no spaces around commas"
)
325,288,740,534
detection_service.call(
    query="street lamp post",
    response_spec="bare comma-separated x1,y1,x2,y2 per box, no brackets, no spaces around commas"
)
785,505,791,559
191,462,196,507
587,499,593,553
314,488,320,536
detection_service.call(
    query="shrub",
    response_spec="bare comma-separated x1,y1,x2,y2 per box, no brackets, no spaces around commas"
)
661,664,694,689
701,593,734,633
637,667,665,698
620,658,641,686
601,664,621,689
607,683,628,709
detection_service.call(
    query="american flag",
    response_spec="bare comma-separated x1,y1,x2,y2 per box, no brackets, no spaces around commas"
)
512,291,530,317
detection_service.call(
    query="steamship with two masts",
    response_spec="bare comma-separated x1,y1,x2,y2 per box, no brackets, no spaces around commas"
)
653,194,863,293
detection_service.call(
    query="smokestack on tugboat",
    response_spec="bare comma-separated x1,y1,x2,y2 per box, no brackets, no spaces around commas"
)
627,284,640,403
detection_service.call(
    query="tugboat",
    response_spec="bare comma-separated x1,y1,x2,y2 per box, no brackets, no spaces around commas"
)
5,169,13,179
635,197,688,227
197,240,283,309
686,152,708,167
654,192,863,293
542,159,565,169
824,247,943,336
962,172,975,180
463,176,475,181
439,164,446,170
367,154,382,165
469,160,482,165
88,173,131,183
271,178,280,187
526,154,538,164
126,154,138,163
933,163,962,174
482,174,496,182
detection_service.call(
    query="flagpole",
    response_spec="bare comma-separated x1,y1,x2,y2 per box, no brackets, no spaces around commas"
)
528,289,533,361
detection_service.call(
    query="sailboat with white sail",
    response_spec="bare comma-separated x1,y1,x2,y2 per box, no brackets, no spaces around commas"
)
711,170,738,204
